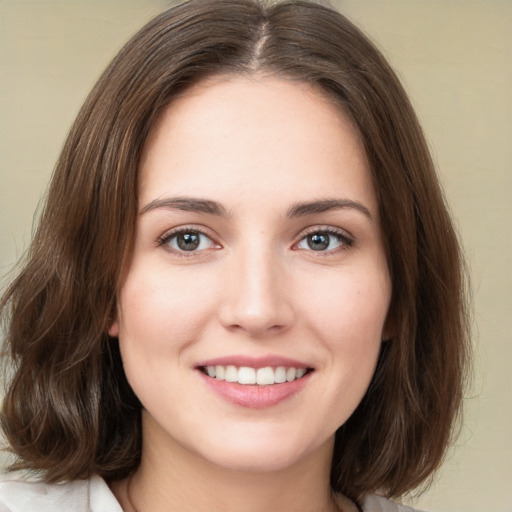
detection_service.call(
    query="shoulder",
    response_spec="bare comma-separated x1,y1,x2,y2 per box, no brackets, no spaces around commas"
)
0,473,89,512
0,473,122,512
361,494,427,512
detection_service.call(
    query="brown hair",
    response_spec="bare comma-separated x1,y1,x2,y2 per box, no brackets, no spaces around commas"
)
0,0,470,501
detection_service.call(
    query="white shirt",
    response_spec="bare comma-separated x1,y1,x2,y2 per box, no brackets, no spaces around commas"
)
0,473,424,512
0,474,121,512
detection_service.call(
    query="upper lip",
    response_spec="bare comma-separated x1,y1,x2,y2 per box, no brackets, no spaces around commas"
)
195,354,313,369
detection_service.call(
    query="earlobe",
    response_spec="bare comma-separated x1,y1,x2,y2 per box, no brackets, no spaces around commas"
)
108,319,120,337
107,302,120,337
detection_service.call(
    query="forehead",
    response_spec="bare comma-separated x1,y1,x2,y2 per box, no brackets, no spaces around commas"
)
138,74,376,214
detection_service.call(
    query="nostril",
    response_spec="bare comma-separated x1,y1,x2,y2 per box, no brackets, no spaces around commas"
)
216,262,295,335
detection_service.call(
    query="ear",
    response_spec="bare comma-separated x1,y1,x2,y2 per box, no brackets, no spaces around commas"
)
108,317,120,337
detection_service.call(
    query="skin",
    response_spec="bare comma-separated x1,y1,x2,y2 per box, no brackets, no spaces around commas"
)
109,75,392,512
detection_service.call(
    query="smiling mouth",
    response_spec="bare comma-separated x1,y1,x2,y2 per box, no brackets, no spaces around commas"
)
199,365,314,386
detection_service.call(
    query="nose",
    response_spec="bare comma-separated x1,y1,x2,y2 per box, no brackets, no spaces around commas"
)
218,245,295,337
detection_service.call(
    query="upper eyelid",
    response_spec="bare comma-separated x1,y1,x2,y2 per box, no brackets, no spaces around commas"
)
156,224,353,248
159,224,215,238
292,226,355,254
158,225,219,246
295,225,353,241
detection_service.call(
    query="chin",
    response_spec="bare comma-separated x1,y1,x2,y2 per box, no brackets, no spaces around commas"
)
191,428,331,474
203,448,305,473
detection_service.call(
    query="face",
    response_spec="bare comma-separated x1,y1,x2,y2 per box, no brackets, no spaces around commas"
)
110,75,392,474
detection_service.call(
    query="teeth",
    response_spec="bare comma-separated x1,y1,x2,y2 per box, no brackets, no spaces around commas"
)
238,367,256,384
296,368,306,378
256,367,274,385
215,365,225,380
203,365,309,385
274,366,287,384
225,365,238,382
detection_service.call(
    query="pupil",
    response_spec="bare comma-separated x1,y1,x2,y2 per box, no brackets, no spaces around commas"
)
308,233,329,251
177,233,200,251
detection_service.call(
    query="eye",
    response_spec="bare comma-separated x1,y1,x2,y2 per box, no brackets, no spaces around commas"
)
295,229,351,252
159,229,218,254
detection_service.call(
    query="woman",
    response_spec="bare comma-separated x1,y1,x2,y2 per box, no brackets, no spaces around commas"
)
0,1,469,511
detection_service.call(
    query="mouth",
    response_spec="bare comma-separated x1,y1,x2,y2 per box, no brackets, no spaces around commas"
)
195,356,315,408
198,365,314,386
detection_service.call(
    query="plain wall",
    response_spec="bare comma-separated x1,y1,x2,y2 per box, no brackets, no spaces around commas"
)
0,1,510,511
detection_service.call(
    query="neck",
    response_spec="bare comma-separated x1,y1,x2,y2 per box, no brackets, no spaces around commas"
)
115,411,345,512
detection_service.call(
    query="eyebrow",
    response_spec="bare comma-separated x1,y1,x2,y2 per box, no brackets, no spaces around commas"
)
140,196,372,220
140,197,229,216
287,198,373,220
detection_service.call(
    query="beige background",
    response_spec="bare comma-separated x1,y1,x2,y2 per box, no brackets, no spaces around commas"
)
0,1,510,511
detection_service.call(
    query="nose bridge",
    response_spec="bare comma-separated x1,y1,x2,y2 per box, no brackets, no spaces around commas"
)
219,237,293,335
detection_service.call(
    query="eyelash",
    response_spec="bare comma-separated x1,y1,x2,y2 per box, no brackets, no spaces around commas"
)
156,225,354,257
157,226,218,257
294,226,354,254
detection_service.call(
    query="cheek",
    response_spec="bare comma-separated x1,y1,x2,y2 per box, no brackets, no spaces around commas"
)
116,265,219,355
115,267,219,410
302,267,391,343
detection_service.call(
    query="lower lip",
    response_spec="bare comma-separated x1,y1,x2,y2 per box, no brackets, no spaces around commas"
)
198,371,312,409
